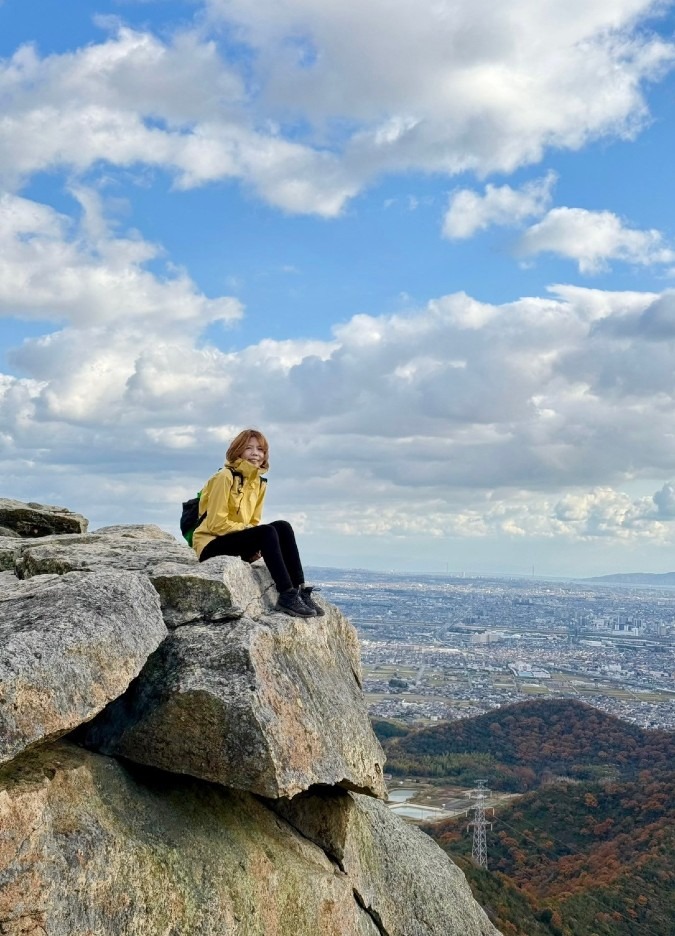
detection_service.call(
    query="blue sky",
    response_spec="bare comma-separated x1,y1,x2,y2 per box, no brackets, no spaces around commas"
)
2,0,675,577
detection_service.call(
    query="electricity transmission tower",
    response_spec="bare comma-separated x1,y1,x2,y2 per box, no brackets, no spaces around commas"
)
466,779,493,869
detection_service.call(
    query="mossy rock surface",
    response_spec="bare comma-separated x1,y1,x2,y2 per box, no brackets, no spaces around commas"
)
0,743,379,936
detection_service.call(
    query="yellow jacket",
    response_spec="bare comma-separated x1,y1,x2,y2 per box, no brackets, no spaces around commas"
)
192,458,267,558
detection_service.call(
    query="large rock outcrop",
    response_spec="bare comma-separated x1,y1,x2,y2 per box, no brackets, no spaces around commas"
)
80,606,386,799
0,498,501,936
273,788,497,936
0,570,167,766
0,743,499,936
0,743,381,936
7,527,384,796
0,498,88,537
14,529,197,579
149,557,270,627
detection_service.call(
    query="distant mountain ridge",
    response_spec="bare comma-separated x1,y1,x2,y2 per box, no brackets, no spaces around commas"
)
586,570,675,586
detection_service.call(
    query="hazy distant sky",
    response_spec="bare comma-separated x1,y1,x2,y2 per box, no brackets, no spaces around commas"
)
2,0,675,577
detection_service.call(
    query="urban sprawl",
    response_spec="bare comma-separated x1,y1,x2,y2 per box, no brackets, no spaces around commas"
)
312,568,675,730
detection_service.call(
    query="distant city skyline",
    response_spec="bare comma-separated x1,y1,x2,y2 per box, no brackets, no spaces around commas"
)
2,1,675,578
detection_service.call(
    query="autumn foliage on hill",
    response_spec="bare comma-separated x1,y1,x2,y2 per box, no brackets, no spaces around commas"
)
430,773,675,936
380,700,675,936
376,699,675,790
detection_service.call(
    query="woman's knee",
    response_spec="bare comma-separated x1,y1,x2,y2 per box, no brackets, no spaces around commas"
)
270,519,294,538
256,524,281,548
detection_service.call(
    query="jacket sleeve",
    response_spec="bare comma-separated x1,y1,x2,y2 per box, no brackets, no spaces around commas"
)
249,480,267,527
203,469,248,536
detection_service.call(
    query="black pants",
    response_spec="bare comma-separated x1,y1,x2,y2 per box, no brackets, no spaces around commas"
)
199,520,305,593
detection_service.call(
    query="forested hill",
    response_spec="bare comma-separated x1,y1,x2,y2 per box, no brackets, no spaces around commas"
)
386,699,675,935
430,773,675,936
377,699,675,790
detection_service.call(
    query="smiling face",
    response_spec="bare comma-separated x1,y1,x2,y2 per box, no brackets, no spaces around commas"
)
242,437,265,467
226,429,270,470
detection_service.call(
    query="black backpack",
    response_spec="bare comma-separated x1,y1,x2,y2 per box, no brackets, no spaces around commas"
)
180,467,246,547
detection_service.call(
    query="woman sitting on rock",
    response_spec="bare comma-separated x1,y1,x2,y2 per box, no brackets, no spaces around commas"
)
192,428,323,618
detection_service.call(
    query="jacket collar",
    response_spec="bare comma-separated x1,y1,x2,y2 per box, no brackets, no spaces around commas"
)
228,458,264,480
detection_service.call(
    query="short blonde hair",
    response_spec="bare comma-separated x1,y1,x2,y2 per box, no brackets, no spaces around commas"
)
226,429,270,471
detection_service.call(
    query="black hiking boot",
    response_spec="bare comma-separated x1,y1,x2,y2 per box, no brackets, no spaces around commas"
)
300,586,325,617
276,588,316,617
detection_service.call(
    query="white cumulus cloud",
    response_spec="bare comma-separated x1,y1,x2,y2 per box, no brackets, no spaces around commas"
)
0,3,673,216
0,27,357,216
208,0,674,183
552,487,667,539
0,190,242,330
443,172,557,239
516,207,675,273
4,245,675,552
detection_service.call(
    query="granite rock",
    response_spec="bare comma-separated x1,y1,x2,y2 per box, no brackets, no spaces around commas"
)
80,603,386,799
273,787,501,936
148,556,271,627
14,531,196,579
1,533,98,573
94,524,177,541
0,498,88,537
0,570,167,766
0,743,381,936
0,505,502,935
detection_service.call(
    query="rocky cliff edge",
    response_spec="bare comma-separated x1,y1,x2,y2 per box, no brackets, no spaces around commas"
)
0,497,500,936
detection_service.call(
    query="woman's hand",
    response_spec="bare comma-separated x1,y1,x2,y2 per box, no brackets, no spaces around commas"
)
243,551,262,563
